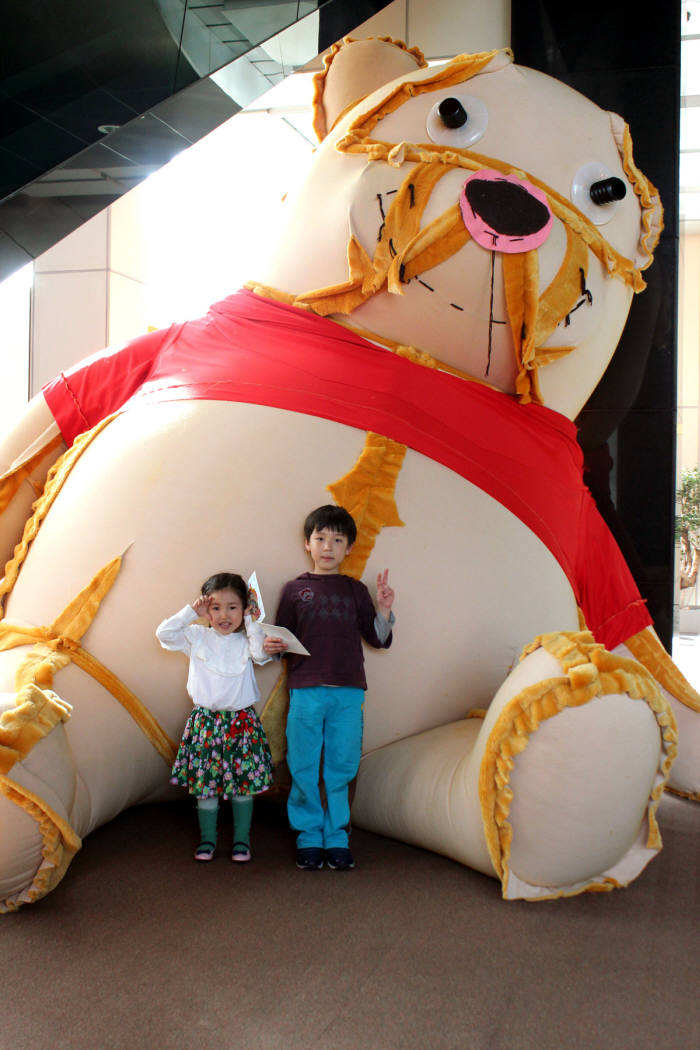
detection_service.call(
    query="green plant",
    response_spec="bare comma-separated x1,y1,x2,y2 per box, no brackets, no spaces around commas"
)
677,466,700,588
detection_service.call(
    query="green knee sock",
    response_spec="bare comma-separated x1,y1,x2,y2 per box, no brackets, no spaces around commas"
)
232,796,253,847
197,798,218,846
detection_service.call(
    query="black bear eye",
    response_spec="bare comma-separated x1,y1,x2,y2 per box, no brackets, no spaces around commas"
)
426,94,488,147
438,97,468,129
588,177,627,205
571,163,628,226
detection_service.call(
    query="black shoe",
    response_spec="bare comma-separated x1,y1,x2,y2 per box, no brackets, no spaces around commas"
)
296,847,324,870
325,847,355,871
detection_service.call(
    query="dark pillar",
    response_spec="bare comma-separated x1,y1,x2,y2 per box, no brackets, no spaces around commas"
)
512,1,680,649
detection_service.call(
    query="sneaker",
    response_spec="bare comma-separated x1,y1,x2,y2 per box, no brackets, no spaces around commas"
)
194,841,216,862
325,847,355,871
232,842,251,863
296,847,324,870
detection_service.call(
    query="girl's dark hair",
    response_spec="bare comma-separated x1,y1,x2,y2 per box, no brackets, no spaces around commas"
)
201,572,248,607
303,505,357,544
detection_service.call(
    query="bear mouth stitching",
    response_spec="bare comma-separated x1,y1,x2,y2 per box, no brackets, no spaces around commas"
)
375,187,508,378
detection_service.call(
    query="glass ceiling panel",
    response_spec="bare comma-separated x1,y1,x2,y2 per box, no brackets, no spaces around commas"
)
0,0,392,283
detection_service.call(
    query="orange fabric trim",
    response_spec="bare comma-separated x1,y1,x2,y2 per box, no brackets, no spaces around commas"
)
625,628,700,714
7,639,177,765
68,643,176,764
616,121,663,271
293,235,377,316
244,281,296,305
533,224,589,347
0,683,71,775
665,785,700,801
327,431,406,580
502,250,541,404
1,557,177,765
379,163,457,291
260,666,289,767
500,225,587,404
388,203,471,292
0,433,63,517
0,415,116,605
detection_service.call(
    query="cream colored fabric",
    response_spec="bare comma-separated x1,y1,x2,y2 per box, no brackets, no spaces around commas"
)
353,632,674,900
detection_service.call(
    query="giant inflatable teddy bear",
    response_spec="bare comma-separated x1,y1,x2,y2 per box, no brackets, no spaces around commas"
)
1,38,698,911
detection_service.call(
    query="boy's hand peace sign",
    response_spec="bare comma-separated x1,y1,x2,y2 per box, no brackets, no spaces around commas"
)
376,569,395,618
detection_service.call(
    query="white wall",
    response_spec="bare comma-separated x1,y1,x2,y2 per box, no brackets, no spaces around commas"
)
30,201,147,395
0,265,32,424
677,230,700,477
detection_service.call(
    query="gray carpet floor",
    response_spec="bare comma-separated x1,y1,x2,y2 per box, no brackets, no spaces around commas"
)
2,793,698,1050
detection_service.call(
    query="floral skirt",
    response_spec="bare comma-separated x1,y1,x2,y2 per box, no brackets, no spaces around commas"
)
170,705,274,799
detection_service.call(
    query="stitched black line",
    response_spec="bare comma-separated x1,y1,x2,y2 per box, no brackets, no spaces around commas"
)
486,250,496,376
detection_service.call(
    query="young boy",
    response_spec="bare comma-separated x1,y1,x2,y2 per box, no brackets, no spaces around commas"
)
267,505,395,871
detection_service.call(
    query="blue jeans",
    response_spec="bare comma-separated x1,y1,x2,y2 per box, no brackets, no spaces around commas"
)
286,686,364,849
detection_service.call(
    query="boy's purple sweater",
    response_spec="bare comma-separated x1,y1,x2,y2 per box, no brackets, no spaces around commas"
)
275,572,392,690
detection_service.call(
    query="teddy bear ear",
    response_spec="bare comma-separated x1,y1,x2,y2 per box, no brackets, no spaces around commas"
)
312,36,427,142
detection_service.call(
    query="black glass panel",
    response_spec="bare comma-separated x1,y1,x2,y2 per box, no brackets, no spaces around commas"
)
1,0,199,201
0,0,391,282
512,0,680,649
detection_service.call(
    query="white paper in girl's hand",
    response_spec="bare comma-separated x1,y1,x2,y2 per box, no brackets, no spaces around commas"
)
247,571,265,622
258,622,310,656
247,571,309,654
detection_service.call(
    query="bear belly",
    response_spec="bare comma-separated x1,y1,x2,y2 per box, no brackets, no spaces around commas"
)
0,398,578,802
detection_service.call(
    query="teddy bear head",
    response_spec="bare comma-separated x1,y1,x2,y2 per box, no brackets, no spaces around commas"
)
259,38,662,419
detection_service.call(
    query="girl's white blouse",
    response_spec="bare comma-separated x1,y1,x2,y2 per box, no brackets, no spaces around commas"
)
156,605,270,712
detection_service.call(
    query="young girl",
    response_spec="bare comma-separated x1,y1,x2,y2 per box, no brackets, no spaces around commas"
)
156,572,274,862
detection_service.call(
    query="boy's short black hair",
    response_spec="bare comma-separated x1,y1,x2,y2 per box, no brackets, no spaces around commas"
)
303,505,357,545
201,572,248,606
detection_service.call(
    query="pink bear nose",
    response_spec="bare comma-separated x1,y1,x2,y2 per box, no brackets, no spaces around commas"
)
459,169,553,253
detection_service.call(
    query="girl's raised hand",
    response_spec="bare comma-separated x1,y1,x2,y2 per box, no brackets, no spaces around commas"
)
376,569,395,617
191,595,210,618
